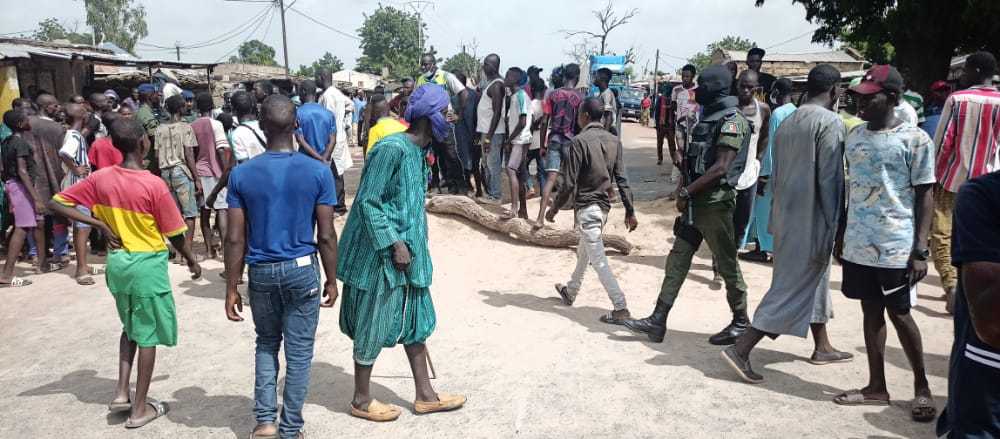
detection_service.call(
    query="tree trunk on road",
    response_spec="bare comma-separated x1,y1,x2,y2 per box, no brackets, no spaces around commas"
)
426,196,636,255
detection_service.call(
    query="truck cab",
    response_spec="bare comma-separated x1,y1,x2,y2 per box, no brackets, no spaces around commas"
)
619,86,645,121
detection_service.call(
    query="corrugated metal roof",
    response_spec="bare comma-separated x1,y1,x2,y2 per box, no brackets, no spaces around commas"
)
718,49,862,64
0,39,216,69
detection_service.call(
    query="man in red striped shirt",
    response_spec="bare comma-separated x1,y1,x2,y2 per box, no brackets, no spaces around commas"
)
932,52,1000,313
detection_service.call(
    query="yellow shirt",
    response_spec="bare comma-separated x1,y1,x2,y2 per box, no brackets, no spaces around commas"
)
366,117,408,156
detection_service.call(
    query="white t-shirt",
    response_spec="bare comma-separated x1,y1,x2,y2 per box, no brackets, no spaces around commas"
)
530,98,544,150
599,88,618,127
507,89,533,145
231,121,266,162
894,102,919,127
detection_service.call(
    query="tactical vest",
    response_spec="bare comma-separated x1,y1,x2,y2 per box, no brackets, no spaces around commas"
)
684,96,752,188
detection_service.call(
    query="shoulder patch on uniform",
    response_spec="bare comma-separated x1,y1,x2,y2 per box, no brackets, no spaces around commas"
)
721,121,741,134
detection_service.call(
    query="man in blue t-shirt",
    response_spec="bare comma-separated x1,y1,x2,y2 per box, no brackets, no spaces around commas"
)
938,170,1000,438
294,80,337,163
224,94,339,439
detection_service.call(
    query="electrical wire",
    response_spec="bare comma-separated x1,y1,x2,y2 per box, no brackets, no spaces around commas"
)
765,30,816,50
136,4,272,51
287,6,361,41
215,5,275,62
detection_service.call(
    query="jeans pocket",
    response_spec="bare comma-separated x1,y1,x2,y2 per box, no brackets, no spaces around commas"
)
249,291,275,316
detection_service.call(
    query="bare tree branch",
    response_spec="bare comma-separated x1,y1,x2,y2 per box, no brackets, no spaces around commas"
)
560,0,638,56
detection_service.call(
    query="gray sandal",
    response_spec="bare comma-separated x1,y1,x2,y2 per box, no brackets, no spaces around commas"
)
125,401,169,429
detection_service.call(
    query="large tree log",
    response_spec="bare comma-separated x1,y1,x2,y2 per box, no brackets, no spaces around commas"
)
425,196,636,255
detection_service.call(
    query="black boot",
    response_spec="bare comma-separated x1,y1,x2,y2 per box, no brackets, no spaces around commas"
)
623,300,671,343
709,309,750,345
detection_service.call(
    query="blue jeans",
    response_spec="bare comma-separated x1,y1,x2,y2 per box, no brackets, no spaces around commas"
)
482,133,506,199
249,254,321,439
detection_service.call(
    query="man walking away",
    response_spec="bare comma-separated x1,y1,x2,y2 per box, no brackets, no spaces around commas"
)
931,52,1000,314
832,65,937,423
535,64,584,226
550,97,638,324
723,65,854,384
316,67,353,215
294,80,337,165
224,95,339,439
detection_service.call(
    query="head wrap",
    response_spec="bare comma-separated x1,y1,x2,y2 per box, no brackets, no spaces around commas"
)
137,83,157,92
104,89,120,102
695,64,733,106
405,84,451,143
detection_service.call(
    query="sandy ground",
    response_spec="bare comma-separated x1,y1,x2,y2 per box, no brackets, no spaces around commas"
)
0,122,955,439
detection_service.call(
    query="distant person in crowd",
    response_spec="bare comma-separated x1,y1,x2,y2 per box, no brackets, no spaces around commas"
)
726,61,739,96
26,94,67,268
640,92,651,127
666,64,700,198
723,66,853,384
900,67,926,126
452,71,481,194
595,68,618,134
104,89,121,112
839,77,865,133
229,91,266,164
316,67,352,215
365,94,407,156
476,53,507,203
134,84,160,171
51,117,202,429
653,82,671,165
524,77,548,199
417,52,468,195
155,95,201,265
117,104,133,120
224,94,338,439
500,67,532,220
931,51,1000,313
88,111,124,171
550,97,638,325
535,63,584,226
746,48,777,102
921,80,950,138
338,84,466,422
352,90,366,146
83,91,112,143
156,72,183,100
388,77,414,117
181,90,198,123
732,69,771,254
833,65,937,423
191,92,232,260
294,80,337,164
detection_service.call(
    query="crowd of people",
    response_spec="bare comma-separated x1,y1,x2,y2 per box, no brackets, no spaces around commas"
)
1,45,998,438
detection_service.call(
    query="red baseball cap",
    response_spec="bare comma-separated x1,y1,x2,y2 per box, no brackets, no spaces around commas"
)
931,80,950,92
850,65,904,95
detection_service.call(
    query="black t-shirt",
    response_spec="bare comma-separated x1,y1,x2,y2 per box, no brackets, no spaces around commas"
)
85,113,103,144
939,171,1000,438
1,135,35,182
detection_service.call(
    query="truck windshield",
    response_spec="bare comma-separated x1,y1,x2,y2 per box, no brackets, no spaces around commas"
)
621,89,644,100
611,74,627,87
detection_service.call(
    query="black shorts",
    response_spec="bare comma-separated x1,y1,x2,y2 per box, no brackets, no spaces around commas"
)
841,260,912,314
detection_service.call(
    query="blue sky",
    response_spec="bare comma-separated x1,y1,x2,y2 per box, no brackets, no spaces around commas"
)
4,0,836,74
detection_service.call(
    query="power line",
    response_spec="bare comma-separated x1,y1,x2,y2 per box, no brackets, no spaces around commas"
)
286,6,361,41
215,6,275,63
136,4,272,51
765,30,816,50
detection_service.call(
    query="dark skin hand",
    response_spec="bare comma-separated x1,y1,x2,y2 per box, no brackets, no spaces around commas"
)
906,184,933,286
392,241,411,271
315,204,339,308
48,201,123,250
675,148,737,213
224,208,247,321
18,157,45,215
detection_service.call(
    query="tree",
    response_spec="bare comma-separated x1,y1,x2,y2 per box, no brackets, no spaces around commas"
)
296,52,345,77
230,40,278,66
560,0,639,57
565,38,598,65
685,36,757,73
753,0,1000,93
32,18,92,45
442,52,481,83
356,5,427,80
83,0,148,52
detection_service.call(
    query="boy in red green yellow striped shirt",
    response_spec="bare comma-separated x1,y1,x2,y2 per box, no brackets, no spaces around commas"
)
49,118,202,429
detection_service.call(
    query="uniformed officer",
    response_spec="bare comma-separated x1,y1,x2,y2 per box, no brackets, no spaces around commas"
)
624,64,753,345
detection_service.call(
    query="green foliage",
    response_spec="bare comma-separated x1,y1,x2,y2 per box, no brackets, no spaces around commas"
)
355,5,427,80
685,36,757,74
32,18,92,44
296,52,345,77
232,40,278,66
624,65,634,79
441,52,481,82
84,0,148,52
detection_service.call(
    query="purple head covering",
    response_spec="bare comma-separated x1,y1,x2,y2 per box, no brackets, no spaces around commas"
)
404,84,452,143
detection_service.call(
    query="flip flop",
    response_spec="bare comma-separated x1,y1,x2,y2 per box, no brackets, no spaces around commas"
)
76,276,96,286
125,401,169,429
349,399,400,422
599,312,627,325
0,277,32,287
738,250,773,263
809,350,855,365
911,396,937,423
554,283,575,306
833,389,889,406
107,398,131,413
498,210,516,220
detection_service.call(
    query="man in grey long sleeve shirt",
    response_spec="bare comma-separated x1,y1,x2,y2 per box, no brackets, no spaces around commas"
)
548,98,638,325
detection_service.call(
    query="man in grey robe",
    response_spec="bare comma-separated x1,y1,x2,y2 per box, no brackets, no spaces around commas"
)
721,65,854,384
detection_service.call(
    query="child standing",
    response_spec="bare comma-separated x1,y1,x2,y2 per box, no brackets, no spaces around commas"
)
57,103,95,284
50,118,202,429
0,109,44,287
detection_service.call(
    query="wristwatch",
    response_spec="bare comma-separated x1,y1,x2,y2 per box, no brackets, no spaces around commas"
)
914,248,930,261
678,187,690,199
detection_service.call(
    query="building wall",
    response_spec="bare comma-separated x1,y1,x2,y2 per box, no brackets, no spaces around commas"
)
725,60,866,78
0,64,18,111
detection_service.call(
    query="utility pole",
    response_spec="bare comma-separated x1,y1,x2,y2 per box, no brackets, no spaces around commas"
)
174,41,182,62
278,0,290,78
653,49,660,95
404,1,433,51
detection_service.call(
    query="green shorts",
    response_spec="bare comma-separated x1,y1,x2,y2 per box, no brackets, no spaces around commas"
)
111,290,178,348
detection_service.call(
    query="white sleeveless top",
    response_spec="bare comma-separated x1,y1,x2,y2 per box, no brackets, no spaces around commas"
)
476,78,507,134
736,99,763,190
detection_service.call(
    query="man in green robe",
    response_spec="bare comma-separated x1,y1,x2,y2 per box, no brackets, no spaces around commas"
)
337,84,466,422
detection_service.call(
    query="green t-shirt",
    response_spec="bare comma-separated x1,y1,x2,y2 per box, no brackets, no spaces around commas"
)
692,114,748,206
